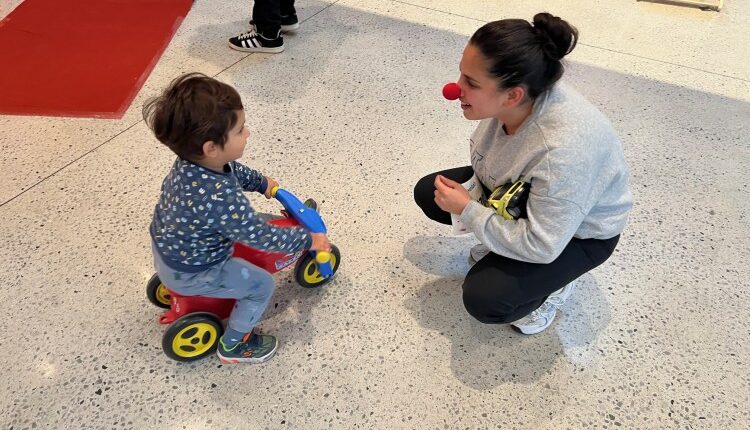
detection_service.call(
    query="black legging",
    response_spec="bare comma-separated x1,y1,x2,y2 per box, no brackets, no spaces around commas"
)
414,166,619,323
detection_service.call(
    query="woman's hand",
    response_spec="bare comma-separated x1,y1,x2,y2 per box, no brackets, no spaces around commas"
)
264,177,280,199
310,233,332,252
434,175,471,215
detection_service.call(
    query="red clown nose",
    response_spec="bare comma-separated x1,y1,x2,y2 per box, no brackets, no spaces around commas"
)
442,82,461,100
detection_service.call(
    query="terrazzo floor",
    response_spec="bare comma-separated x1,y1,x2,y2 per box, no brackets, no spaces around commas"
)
1,0,748,429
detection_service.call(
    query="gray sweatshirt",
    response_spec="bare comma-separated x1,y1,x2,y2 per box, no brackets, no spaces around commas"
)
459,82,633,264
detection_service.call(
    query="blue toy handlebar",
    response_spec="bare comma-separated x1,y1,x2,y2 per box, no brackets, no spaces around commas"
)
271,186,333,278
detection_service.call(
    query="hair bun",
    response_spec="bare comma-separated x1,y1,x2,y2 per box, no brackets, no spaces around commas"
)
532,12,578,61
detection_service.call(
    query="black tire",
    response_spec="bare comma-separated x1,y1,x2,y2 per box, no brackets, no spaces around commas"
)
146,273,171,309
294,244,341,288
162,313,224,362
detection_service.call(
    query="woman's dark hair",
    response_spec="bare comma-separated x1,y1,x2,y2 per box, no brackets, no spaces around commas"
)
143,73,243,161
469,13,578,99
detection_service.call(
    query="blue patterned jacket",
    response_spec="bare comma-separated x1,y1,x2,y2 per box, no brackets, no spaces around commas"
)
150,158,311,272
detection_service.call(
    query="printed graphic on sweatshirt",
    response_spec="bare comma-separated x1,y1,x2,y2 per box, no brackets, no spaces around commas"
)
470,145,498,187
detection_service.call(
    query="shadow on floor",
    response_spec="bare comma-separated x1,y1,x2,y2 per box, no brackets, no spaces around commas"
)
403,235,611,389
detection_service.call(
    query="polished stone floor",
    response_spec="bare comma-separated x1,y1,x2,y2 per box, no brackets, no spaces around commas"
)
1,0,748,428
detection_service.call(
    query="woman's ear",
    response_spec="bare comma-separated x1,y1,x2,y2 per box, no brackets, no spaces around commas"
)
503,86,527,108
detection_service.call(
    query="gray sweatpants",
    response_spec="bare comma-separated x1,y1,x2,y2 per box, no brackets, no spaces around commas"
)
152,242,275,333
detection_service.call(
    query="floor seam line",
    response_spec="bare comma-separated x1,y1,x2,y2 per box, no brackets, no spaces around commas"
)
0,119,143,209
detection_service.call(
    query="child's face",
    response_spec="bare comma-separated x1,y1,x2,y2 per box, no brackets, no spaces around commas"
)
457,44,513,121
220,110,250,162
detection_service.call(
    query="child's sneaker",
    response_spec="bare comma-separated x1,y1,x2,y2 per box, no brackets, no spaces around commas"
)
248,14,300,33
228,29,284,53
511,301,557,335
217,332,278,363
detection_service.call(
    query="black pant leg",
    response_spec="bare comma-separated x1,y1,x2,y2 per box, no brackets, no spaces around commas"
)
413,166,475,225
252,0,281,35
462,235,620,324
280,0,296,16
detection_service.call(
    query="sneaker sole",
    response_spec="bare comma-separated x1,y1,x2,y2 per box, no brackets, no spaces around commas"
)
511,323,551,335
281,23,299,33
228,42,284,54
216,339,279,364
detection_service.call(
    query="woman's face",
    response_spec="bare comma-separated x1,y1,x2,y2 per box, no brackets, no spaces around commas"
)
457,43,510,121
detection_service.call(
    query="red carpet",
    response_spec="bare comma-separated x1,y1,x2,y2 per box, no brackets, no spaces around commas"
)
0,0,192,118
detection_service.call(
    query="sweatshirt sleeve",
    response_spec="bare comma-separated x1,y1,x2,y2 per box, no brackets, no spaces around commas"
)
211,186,311,253
231,161,268,194
459,189,586,264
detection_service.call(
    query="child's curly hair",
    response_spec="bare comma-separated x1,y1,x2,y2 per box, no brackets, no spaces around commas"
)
143,73,244,161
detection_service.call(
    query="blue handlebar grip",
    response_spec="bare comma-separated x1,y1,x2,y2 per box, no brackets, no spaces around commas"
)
315,251,333,278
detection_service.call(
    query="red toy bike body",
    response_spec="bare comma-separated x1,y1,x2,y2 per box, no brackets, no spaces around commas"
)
157,215,309,325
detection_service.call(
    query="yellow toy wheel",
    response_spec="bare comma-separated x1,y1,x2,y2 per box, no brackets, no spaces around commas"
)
162,313,223,362
146,273,171,309
294,244,341,288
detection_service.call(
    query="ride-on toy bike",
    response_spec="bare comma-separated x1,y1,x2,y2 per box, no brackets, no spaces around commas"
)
145,187,341,362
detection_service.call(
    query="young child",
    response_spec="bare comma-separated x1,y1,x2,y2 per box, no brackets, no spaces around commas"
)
144,73,330,363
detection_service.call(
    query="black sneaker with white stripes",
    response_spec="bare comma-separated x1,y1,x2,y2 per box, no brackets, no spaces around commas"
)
228,29,284,53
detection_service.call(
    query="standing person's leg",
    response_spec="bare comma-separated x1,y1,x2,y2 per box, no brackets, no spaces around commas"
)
462,235,619,333
414,166,476,224
279,0,299,32
252,0,282,37
229,0,284,53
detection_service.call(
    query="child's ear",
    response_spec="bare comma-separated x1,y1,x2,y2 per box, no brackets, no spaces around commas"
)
202,140,218,158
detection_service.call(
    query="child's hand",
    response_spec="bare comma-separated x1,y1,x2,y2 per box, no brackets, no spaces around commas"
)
434,175,471,215
310,233,332,252
264,177,280,199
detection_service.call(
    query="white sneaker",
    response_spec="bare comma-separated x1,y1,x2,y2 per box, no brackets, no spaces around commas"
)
510,282,575,335
546,281,575,307
468,243,490,265
511,301,557,335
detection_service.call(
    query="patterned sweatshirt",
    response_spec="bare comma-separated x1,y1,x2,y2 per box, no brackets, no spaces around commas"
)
150,158,312,272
